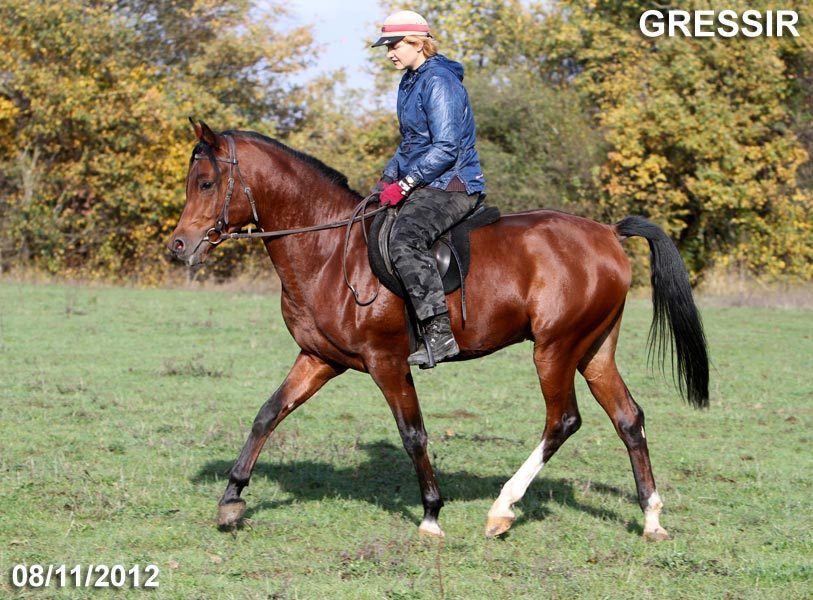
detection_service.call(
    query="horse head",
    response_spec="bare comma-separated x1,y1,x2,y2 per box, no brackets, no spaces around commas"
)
168,119,258,267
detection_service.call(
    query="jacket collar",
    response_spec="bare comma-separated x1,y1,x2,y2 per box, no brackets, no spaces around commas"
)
401,55,438,91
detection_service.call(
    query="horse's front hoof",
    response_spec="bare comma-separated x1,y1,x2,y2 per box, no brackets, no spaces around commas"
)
217,498,247,528
485,515,515,538
643,527,670,541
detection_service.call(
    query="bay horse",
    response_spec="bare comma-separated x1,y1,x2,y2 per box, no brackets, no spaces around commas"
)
169,121,708,541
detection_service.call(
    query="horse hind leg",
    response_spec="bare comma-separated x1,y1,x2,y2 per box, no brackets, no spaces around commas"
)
578,319,669,541
485,346,581,537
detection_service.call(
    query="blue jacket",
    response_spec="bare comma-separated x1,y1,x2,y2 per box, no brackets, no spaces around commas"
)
383,55,485,194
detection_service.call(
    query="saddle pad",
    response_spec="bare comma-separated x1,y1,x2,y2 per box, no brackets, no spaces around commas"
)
367,204,501,297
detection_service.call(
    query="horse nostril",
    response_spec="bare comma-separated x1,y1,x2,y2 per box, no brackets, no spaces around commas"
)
173,238,185,253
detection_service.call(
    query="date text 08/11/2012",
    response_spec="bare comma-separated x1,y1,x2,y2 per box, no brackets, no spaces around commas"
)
10,564,160,589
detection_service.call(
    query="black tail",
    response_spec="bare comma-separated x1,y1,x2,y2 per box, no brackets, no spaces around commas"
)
615,216,709,408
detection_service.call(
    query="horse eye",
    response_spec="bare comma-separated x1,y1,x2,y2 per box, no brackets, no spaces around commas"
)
200,181,214,191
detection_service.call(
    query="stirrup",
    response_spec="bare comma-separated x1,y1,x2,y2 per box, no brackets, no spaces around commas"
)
420,333,437,369
407,317,459,369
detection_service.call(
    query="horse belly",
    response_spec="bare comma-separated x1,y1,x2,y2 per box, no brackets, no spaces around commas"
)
448,230,536,355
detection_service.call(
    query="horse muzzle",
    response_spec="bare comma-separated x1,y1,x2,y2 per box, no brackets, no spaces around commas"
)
167,232,210,267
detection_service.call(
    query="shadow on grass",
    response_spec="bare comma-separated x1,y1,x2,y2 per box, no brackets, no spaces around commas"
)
193,440,642,534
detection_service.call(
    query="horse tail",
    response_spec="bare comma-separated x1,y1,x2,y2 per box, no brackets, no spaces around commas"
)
614,216,709,408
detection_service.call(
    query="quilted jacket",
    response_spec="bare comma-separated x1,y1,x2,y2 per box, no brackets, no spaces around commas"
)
383,55,485,194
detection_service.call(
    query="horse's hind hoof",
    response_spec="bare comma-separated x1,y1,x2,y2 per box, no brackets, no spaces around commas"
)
485,515,515,538
217,499,246,528
643,527,670,541
418,519,445,538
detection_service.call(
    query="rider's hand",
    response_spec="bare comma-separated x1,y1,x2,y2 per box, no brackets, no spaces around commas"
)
371,177,391,195
380,182,406,206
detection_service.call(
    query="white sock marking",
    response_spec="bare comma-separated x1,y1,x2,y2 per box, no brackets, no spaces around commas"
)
418,518,444,537
488,441,546,518
644,491,664,533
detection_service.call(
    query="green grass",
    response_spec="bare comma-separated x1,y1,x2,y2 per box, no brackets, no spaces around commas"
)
0,281,810,599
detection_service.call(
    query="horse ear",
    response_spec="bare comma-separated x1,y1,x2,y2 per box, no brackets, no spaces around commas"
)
190,118,219,149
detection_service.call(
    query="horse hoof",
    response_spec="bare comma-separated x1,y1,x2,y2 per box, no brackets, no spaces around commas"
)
217,499,246,527
643,527,670,541
418,521,446,538
485,515,515,538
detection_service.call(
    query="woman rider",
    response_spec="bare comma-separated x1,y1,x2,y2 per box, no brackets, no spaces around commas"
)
372,10,486,368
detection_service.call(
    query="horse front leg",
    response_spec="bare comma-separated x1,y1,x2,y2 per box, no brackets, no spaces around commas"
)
369,361,445,537
218,352,344,527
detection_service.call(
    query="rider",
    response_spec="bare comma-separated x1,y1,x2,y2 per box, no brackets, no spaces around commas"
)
372,10,486,368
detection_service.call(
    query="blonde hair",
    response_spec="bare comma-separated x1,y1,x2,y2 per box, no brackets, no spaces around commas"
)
403,35,438,58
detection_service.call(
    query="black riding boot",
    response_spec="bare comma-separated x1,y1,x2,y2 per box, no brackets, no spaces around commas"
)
407,313,459,368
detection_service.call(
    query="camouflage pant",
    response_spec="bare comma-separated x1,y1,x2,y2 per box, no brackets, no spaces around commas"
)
389,187,479,321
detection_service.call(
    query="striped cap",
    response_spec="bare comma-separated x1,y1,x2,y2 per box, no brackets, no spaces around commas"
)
371,10,433,47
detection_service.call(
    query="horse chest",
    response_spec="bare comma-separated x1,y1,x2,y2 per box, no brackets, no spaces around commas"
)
280,298,355,360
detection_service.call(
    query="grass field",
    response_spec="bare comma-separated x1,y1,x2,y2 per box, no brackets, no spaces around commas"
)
0,280,810,599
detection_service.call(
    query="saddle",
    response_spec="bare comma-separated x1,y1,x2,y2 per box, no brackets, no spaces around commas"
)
367,197,500,318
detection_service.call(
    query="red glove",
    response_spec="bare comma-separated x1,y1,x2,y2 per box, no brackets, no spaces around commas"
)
371,178,390,194
380,182,406,206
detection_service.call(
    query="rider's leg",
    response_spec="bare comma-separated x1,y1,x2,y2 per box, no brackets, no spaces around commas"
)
389,188,476,366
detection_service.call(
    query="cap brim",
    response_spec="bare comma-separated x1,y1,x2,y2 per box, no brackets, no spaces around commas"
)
371,35,404,48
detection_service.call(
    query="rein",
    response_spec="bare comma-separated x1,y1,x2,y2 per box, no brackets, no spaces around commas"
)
207,197,385,244
193,134,386,305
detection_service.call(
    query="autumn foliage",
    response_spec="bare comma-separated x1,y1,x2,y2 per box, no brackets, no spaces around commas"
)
0,0,313,282
1,0,811,283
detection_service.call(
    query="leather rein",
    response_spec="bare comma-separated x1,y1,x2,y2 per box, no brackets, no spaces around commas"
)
192,134,386,305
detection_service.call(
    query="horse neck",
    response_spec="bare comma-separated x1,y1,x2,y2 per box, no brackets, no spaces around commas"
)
252,150,362,297
262,180,358,234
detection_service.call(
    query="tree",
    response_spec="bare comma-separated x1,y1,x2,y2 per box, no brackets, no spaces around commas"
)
466,70,605,214
541,1,813,279
284,74,400,195
0,0,313,281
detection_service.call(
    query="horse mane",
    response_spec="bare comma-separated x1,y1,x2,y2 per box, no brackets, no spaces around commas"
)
225,130,361,198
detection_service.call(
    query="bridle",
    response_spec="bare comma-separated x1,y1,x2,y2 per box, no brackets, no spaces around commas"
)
193,134,260,246
191,134,386,304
